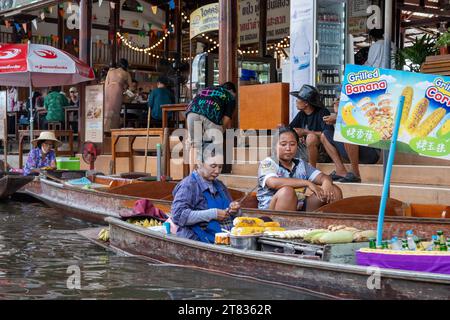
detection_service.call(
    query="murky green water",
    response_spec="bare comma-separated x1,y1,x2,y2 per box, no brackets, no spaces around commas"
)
0,200,326,300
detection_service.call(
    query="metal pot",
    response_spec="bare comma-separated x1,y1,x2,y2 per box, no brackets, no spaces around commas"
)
230,235,259,250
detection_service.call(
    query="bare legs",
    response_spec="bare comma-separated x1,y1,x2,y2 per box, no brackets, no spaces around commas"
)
306,133,320,168
268,185,343,212
320,133,347,177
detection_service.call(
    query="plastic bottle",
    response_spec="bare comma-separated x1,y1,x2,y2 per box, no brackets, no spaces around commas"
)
390,236,402,250
406,230,416,250
401,239,408,250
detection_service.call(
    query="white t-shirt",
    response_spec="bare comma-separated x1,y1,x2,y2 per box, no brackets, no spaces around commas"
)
365,40,397,69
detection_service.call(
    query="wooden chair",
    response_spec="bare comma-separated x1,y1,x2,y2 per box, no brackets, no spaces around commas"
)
48,121,62,131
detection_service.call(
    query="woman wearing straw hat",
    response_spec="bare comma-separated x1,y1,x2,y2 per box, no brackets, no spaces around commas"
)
23,131,62,176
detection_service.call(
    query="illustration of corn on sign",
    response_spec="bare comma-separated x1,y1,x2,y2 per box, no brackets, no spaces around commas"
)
334,64,450,160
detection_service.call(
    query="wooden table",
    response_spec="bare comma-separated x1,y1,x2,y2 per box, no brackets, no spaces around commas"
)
161,103,187,129
110,128,164,174
19,130,74,168
64,107,79,135
161,104,189,178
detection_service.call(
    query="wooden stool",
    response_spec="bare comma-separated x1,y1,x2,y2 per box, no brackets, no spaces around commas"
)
47,122,62,131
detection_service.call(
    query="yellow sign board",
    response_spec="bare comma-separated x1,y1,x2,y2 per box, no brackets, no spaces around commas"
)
190,3,219,39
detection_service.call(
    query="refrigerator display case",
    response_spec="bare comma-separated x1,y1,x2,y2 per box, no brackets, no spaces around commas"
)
190,53,277,97
315,0,346,110
290,0,346,117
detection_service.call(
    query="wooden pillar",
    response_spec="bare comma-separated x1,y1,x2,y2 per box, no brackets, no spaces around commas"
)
57,5,64,49
79,0,92,149
258,0,267,57
218,0,238,85
79,0,92,65
174,0,182,103
110,0,120,66
164,4,171,58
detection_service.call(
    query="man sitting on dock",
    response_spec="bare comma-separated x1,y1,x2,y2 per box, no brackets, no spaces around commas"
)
257,127,342,212
289,85,333,168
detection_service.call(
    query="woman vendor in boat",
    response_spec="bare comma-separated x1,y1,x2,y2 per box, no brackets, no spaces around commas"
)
23,131,61,176
171,149,240,242
257,127,343,211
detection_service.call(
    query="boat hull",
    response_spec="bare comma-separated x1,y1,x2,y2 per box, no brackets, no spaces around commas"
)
22,178,450,238
0,174,34,199
105,217,450,300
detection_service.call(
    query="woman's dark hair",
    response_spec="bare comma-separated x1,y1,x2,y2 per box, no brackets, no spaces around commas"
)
271,127,300,155
369,28,384,40
157,75,171,87
118,58,129,70
221,81,236,94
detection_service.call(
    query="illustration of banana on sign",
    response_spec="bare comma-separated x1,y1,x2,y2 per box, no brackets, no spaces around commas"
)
334,64,450,160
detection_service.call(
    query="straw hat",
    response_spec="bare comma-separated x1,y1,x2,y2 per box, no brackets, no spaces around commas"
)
31,131,62,147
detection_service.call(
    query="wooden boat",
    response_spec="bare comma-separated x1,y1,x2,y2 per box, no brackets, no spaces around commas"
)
0,173,34,199
22,174,450,239
77,218,450,299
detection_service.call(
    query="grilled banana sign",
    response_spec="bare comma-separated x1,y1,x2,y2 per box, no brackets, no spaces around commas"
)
335,64,450,160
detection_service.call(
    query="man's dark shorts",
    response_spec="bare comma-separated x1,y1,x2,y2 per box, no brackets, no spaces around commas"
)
323,129,380,164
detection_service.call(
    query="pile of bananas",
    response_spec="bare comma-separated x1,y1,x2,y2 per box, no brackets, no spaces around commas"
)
97,228,109,242
126,218,163,228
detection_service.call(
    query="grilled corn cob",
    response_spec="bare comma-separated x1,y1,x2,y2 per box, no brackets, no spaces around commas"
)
406,98,429,134
400,86,414,128
414,108,446,137
438,119,450,137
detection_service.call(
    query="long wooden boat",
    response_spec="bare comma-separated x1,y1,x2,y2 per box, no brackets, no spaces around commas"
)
22,175,450,239
78,218,450,299
0,174,34,199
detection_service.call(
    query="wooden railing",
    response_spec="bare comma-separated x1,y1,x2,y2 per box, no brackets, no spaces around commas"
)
0,32,169,67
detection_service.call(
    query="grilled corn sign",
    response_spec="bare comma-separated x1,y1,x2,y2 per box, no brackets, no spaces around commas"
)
335,64,450,160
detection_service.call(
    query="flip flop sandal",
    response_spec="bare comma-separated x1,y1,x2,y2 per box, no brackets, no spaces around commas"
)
329,170,345,181
338,172,362,183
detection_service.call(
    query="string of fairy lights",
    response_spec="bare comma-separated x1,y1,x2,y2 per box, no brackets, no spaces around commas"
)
181,11,190,23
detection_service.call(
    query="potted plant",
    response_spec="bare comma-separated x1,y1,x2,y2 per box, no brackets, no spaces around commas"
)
435,28,450,55
394,34,438,72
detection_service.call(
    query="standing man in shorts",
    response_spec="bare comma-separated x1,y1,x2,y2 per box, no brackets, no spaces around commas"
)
186,82,237,171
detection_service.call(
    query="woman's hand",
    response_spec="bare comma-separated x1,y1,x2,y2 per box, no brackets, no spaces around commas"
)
228,201,241,215
321,181,336,203
308,182,325,202
216,209,230,221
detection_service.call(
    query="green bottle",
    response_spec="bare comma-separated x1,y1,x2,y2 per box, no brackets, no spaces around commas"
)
402,239,408,250
437,230,445,245
369,237,376,249
433,240,441,251
382,240,389,249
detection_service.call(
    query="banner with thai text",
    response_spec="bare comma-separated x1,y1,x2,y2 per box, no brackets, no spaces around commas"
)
238,0,290,45
335,64,450,160
190,3,219,39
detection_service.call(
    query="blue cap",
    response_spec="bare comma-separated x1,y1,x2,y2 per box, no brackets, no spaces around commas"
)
391,236,398,241
406,230,413,235
432,235,438,241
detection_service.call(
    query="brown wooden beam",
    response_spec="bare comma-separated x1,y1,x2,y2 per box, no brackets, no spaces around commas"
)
219,0,238,131
399,4,450,17
218,0,238,85
57,5,64,49
401,16,450,28
109,0,120,67
258,0,267,58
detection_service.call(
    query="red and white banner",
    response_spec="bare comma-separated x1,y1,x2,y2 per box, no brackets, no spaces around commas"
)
0,43,94,87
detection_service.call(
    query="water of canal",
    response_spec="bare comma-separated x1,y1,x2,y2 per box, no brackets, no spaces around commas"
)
0,199,327,300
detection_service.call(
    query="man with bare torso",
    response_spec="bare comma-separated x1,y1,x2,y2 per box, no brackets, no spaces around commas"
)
104,59,132,132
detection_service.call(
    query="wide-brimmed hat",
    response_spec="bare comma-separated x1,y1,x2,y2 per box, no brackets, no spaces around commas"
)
290,84,324,108
31,131,62,147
